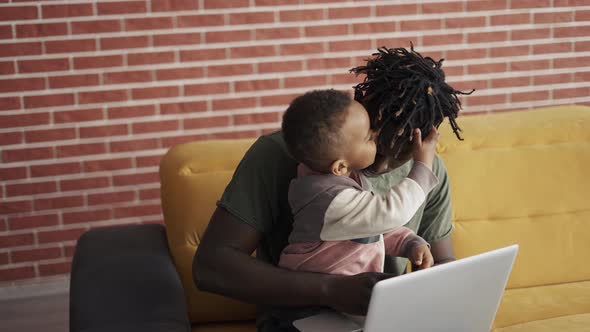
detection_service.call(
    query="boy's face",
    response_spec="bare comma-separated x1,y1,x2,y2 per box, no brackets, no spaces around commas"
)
338,101,377,170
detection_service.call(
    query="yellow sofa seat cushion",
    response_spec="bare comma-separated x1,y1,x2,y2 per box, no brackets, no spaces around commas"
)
492,313,590,332
493,280,590,329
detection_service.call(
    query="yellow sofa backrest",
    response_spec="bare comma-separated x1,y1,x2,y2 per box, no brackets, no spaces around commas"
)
160,105,590,324
437,105,590,289
160,139,256,323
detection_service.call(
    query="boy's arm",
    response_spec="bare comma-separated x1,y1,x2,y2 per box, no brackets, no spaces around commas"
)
319,162,438,241
408,238,455,271
383,228,427,257
383,228,433,269
193,207,396,315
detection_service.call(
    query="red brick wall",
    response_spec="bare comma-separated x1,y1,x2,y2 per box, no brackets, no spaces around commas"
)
1,0,589,283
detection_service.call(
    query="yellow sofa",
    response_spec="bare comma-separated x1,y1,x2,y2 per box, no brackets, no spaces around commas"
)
160,105,590,331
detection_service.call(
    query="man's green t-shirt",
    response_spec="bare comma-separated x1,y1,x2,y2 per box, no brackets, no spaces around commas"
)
217,131,453,329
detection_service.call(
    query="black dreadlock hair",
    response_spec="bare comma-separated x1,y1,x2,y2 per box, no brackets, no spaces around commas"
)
282,89,351,172
351,43,475,159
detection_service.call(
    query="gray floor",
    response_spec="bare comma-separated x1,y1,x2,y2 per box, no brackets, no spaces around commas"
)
0,292,68,332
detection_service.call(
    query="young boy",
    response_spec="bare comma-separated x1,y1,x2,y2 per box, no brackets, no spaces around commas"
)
279,89,441,275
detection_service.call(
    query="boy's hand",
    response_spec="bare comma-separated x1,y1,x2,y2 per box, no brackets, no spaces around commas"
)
412,127,440,169
410,244,434,270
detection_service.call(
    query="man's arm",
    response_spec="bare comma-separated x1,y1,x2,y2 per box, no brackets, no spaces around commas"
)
430,236,455,265
409,237,454,272
193,207,394,315
414,154,456,269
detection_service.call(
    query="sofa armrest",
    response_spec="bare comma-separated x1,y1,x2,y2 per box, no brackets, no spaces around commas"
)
69,224,190,332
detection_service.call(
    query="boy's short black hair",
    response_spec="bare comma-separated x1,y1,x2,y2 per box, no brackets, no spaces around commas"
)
351,44,475,158
282,89,351,172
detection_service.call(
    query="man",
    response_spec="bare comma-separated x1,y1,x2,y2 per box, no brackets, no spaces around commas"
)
193,45,475,331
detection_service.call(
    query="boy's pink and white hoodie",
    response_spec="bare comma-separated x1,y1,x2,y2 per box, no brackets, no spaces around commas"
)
279,161,439,276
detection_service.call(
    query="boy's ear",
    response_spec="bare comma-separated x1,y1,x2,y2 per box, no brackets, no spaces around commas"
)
330,159,349,176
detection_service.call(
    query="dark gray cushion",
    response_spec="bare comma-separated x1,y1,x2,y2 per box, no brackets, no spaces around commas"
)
69,224,190,332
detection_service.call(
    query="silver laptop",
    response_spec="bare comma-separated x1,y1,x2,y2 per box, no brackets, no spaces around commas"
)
293,245,519,332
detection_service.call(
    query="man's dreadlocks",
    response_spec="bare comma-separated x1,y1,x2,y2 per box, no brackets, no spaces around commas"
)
351,44,475,158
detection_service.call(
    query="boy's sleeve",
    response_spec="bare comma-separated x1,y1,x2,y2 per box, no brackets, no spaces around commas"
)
320,162,439,241
216,135,290,234
418,155,453,243
382,227,414,256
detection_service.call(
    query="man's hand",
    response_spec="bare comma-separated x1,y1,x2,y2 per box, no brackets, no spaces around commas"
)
409,244,434,270
412,127,440,169
326,272,395,315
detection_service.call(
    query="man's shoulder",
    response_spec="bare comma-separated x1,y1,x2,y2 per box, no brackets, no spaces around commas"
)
259,130,286,148
239,130,297,180
246,130,289,159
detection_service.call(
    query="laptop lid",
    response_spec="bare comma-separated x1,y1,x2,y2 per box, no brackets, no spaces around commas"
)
363,244,518,332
